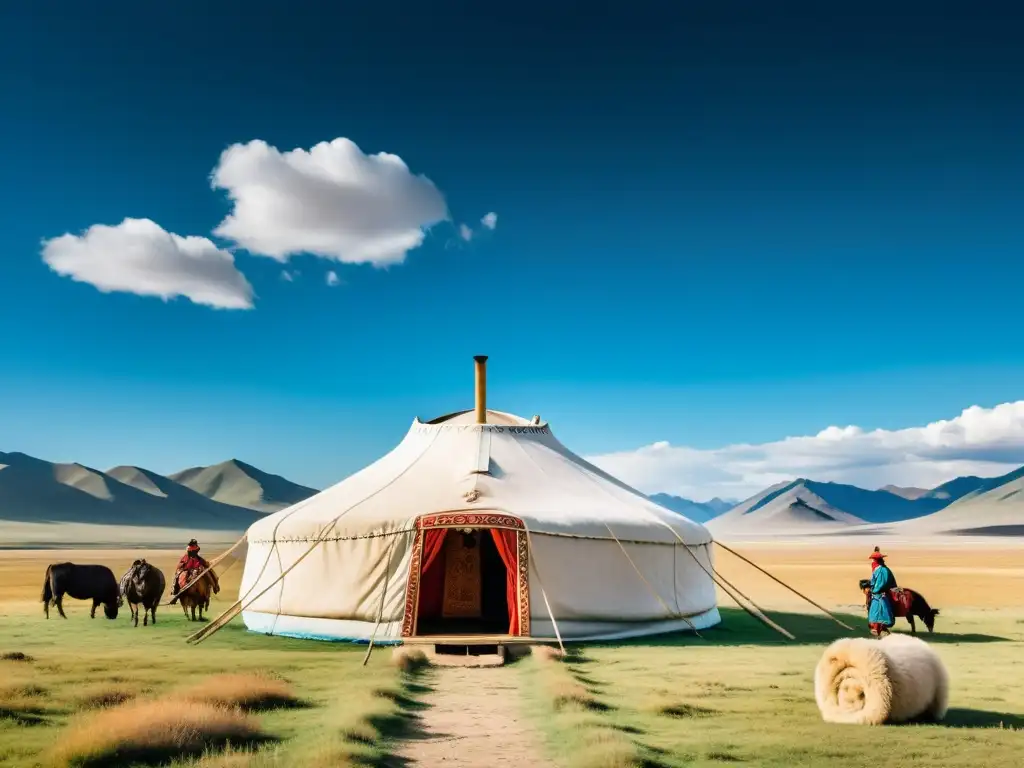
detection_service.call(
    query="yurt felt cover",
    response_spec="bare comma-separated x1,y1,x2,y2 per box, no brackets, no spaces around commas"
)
238,410,719,641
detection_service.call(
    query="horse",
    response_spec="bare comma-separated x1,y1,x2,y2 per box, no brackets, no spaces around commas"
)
177,565,220,622
119,559,166,627
41,563,120,620
858,579,940,635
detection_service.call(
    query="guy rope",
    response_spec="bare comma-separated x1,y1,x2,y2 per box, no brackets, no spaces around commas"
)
713,541,855,632
186,430,443,646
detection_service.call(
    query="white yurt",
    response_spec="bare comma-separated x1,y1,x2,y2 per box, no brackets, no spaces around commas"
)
238,357,720,643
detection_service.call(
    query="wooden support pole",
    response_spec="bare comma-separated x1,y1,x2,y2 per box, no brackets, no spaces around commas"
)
713,541,855,631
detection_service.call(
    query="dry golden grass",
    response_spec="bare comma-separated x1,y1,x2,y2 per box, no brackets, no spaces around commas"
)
47,700,264,768
712,543,1024,610
0,681,50,725
530,645,565,663
390,646,429,673
73,685,138,710
147,680,426,768
180,752,267,768
1,651,33,662
548,678,607,713
174,673,299,712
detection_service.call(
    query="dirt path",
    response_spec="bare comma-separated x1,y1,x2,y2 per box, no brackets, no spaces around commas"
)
396,666,554,767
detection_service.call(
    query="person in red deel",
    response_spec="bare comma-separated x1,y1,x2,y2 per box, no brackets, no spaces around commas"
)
172,539,209,597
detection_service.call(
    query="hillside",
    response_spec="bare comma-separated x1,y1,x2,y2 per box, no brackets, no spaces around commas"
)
707,480,869,534
107,464,266,528
0,451,263,531
706,476,967,536
898,466,1024,536
170,459,318,513
648,494,734,523
880,485,929,500
920,475,990,502
706,466,1024,538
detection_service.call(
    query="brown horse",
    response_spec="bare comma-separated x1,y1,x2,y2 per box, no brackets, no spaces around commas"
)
859,579,940,634
177,566,220,621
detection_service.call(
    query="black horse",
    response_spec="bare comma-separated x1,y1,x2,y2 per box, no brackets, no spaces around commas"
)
858,578,940,634
119,559,166,627
42,562,120,620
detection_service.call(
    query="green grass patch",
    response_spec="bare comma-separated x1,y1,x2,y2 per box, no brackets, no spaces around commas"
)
0,601,425,768
522,608,1024,768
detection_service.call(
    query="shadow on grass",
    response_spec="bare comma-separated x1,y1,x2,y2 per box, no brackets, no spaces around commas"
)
0,651,34,662
0,705,49,725
344,673,437,767
657,703,717,719
567,608,1011,651
944,707,1024,730
611,722,645,735
67,735,279,768
374,687,431,713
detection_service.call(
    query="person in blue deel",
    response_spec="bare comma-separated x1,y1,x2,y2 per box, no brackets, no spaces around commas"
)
867,550,897,638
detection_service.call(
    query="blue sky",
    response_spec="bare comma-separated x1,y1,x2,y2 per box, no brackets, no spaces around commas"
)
2,2,1023,497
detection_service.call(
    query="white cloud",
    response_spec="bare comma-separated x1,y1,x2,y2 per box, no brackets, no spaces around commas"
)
459,224,473,241
586,401,1024,501
41,218,254,310
326,270,340,286
211,138,449,266
281,270,294,282
481,211,497,230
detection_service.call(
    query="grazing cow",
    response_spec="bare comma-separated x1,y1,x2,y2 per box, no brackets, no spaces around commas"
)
41,563,119,620
119,559,166,627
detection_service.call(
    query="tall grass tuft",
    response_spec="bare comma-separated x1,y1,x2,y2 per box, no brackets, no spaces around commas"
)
1,652,34,662
48,700,265,767
390,646,429,673
174,673,301,712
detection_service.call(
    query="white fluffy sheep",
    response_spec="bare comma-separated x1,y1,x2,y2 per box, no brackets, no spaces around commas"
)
814,633,949,725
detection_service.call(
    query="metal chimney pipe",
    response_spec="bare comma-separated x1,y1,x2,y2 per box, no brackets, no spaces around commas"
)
473,356,488,424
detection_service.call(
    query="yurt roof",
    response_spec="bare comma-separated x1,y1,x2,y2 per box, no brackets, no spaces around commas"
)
425,409,543,427
246,359,711,547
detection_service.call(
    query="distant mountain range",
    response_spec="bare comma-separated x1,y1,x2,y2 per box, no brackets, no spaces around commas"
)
0,452,318,534
696,466,1023,537
3,446,1021,542
647,494,735,523
169,459,316,513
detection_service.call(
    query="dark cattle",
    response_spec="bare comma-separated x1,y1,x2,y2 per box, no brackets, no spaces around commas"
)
119,559,166,627
41,563,120,620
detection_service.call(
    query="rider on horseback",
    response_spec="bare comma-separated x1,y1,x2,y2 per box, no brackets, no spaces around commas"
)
172,539,209,597
867,550,898,638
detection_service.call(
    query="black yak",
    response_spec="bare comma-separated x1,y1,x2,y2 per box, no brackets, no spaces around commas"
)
42,562,120,620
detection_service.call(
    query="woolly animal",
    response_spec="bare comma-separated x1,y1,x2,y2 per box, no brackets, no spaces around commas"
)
814,633,949,725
